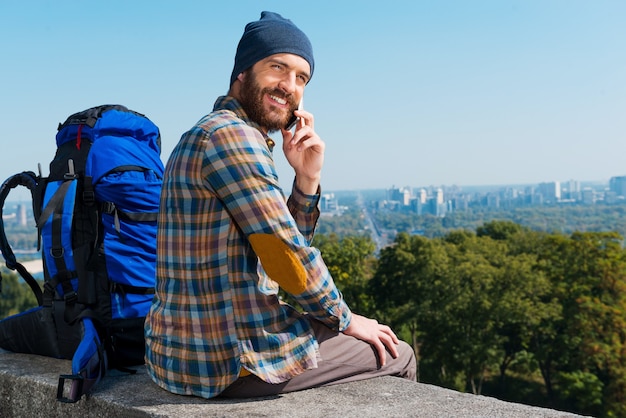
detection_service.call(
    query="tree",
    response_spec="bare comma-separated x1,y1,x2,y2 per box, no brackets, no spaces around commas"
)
371,225,560,397
370,232,451,381
314,233,377,315
476,220,524,241
435,231,556,395
0,271,39,318
529,231,626,417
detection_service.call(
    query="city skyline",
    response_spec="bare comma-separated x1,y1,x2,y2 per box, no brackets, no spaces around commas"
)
4,173,624,206
384,175,626,210
1,1,625,197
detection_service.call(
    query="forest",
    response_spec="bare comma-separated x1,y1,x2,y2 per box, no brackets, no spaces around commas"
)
2,197,626,416
314,223,626,417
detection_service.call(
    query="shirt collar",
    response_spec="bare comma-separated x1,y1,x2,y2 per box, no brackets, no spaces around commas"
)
213,96,275,151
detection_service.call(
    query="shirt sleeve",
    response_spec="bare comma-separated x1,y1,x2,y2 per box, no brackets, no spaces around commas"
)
286,182,320,245
202,120,352,331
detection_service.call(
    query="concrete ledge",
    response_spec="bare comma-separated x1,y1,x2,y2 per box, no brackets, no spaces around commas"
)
0,349,584,417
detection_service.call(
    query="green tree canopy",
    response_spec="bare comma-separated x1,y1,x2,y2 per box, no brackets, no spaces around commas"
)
314,233,377,315
0,271,39,318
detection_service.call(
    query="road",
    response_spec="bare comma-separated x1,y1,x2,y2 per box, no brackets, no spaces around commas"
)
356,192,389,253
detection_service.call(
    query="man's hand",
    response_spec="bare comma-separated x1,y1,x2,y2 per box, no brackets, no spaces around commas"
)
281,110,324,195
342,313,400,367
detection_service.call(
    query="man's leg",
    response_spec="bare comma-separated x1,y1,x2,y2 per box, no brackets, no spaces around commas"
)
219,317,416,398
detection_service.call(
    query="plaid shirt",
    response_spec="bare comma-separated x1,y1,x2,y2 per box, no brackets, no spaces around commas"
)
144,96,352,399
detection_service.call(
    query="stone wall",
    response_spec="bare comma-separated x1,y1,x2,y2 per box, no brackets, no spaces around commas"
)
0,349,585,417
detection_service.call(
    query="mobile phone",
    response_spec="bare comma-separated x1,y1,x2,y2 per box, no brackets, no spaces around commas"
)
285,98,303,130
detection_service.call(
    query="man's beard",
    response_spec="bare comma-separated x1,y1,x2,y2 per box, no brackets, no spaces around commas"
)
238,71,298,133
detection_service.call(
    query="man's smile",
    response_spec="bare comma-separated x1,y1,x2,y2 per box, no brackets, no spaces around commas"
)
269,94,288,106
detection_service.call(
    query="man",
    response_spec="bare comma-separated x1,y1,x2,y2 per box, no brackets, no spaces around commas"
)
144,11,416,399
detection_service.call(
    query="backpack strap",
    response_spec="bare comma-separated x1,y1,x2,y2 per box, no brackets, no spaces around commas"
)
56,317,107,403
0,171,44,306
100,202,158,235
36,178,80,306
110,282,155,295
98,165,159,233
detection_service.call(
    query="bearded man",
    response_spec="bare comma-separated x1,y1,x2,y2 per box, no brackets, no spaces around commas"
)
144,11,416,399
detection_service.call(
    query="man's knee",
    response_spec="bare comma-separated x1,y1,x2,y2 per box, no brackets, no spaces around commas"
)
396,340,417,381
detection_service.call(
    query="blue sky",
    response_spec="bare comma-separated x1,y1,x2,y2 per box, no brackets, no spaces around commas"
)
1,0,625,200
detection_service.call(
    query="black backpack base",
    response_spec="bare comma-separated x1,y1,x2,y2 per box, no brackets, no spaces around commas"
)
0,305,75,359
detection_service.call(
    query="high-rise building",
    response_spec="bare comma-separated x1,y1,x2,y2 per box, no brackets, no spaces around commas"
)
418,188,427,204
320,193,339,213
435,188,444,205
486,193,500,209
562,179,581,201
581,188,595,204
609,176,626,197
16,204,27,226
387,186,412,206
537,181,561,203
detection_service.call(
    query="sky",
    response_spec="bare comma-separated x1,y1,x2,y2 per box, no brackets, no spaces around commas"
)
1,0,625,201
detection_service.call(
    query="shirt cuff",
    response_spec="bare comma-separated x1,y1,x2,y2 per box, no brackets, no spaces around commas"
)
337,302,353,332
290,181,321,214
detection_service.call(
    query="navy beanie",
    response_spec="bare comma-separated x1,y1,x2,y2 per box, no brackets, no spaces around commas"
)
230,11,314,86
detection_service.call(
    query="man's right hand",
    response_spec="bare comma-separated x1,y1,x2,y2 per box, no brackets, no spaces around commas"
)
281,109,324,195
342,313,400,367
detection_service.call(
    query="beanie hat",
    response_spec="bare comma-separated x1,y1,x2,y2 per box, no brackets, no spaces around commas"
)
230,11,314,86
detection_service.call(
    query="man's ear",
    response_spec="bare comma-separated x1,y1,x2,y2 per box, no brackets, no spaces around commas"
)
229,73,245,97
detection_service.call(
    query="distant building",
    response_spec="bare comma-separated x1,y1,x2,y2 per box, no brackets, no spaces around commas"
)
417,188,427,204
451,195,469,212
16,204,27,226
409,198,422,214
562,179,581,201
373,176,624,220
538,181,561,203
387,186,412,206
486,193,500,209
581,188,595,205
605,191,619,204
421,188,447,217
609,176,626,197
435,188,444,205
502,187,520,200
321,193,340,214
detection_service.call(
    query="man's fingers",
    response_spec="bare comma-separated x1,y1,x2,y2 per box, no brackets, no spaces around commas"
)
379,329,400,360
381,324,400,345
289,125,314,146
294,110,314,130
374,326,400,367
343,314,402,368
373,339,387,367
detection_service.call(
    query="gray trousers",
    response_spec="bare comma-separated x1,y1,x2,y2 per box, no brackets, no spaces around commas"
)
219,317,417,398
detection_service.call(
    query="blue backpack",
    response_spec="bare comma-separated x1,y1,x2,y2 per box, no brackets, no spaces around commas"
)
0,105,163,402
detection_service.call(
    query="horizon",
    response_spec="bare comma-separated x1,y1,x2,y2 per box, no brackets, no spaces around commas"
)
1,1,625,200
1,176,617,205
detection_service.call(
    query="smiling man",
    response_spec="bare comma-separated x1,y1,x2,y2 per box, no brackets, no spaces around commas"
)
144,11,416,399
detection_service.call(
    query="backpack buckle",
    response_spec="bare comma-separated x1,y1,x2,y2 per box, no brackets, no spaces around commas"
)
57,374,84,403
101,201,116,215
63,159,78,180
64,291,78,305
83,190,95,205
50,248,65,258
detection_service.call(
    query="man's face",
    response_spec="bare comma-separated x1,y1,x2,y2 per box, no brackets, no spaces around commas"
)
237,53,310,133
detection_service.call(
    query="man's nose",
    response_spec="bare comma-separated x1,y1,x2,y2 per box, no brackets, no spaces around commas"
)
278,72,297,93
